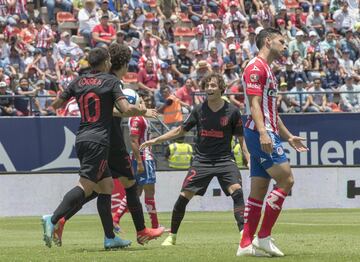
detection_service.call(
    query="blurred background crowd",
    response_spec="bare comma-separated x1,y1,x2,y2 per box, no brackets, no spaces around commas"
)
0,0,359,122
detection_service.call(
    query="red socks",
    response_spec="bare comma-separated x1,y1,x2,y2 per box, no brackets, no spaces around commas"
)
240,198,263,248
145,197,159,228
113,196,128,225
258,188,287,238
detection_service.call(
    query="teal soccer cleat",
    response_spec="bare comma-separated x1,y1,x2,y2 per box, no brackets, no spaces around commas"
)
41,215,54,248
104,236,131,250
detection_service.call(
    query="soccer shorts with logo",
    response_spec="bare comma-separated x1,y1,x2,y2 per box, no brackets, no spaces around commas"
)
244,127,288,179
132,159,156,186
108,148,135,180
75,141,111,183
181,160,242,196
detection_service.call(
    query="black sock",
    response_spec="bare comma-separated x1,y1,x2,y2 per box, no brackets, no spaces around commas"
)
51,186,85,225
125,184,145,232
171,195,189,234
97,194,115,239
231,188,245,232
64,191,99,221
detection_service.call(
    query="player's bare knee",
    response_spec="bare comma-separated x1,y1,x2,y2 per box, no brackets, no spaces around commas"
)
119,177,136,188
144,185,155,197
287,175,295,189
78,178,95,197
228,183,241,195
97,177,114,194
180,190,194,200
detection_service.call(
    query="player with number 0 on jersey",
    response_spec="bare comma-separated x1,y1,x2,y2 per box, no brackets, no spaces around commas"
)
238,28,308,257
41,47,149,249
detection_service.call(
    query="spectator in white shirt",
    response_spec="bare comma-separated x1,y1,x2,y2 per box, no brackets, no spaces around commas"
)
56,31,84,62
78,0,99,47
158,38,175,66
242,29,258,60
208,30,226,57
339,75,360,112
333,1,357,35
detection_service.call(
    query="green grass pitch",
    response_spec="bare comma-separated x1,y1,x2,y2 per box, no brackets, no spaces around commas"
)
1,209,360,262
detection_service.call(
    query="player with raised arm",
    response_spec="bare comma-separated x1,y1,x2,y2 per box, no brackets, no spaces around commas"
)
41,47,148,249
51,43,164,248
140,72,248,250
237,28,308,257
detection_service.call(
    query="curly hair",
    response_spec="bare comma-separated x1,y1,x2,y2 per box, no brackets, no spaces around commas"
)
200,72,226,94
108,43,131,71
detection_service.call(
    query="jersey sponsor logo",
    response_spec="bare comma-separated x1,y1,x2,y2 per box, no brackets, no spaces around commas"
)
250,74,259,82
267,89,278,97
79,77,103,86
246,83,261,89
220,116,229,127
200,129,224,138
251,65,260,72
277,146,284,155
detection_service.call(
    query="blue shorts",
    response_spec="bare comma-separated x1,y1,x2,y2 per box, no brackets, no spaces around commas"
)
244,128,288,179
132,159,156,185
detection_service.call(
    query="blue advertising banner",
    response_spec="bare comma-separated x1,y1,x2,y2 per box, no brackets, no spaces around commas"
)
0,114,360,172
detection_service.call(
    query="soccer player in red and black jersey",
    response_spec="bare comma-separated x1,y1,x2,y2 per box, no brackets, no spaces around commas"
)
140,72,248,248
41,47,148,249
238,28,308,257
51,43,164,247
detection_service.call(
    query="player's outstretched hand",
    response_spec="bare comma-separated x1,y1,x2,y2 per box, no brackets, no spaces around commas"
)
260,132,273,154
288,136,308,152
144,109,158,118
140,139,157,150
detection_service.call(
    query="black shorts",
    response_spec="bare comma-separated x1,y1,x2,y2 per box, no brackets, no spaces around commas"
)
181,160,242,196
108,148,135,180
76,141,111,183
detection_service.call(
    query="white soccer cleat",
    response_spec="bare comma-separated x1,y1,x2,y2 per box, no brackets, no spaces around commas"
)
252,236,284,257
161,234,176,246
236,244,271,257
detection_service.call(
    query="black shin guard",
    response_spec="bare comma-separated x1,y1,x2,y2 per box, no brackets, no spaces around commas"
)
51,186,85,225
97,194,115,239
125,184,146,232
171,195,190,234
231,188,245,232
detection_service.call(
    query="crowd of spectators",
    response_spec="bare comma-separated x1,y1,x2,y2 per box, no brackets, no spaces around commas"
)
0,0,360,118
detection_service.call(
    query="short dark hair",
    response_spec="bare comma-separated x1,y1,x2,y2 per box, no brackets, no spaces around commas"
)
88,47,109,68
256,27,282,49
34,17,43,25
19,77,28,83
201,72,226,94
108,43,131,71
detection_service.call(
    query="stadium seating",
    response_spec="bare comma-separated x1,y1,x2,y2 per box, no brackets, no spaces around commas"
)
71,35,87,49
144,0,157,9
174,27,195,42
178,12,192,28
122,72,138,83
285,0,299,10
56,12,77,23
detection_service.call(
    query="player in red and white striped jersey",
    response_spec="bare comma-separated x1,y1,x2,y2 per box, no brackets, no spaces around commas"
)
237,28,308,257
242,56,279,134
128,99,159,229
